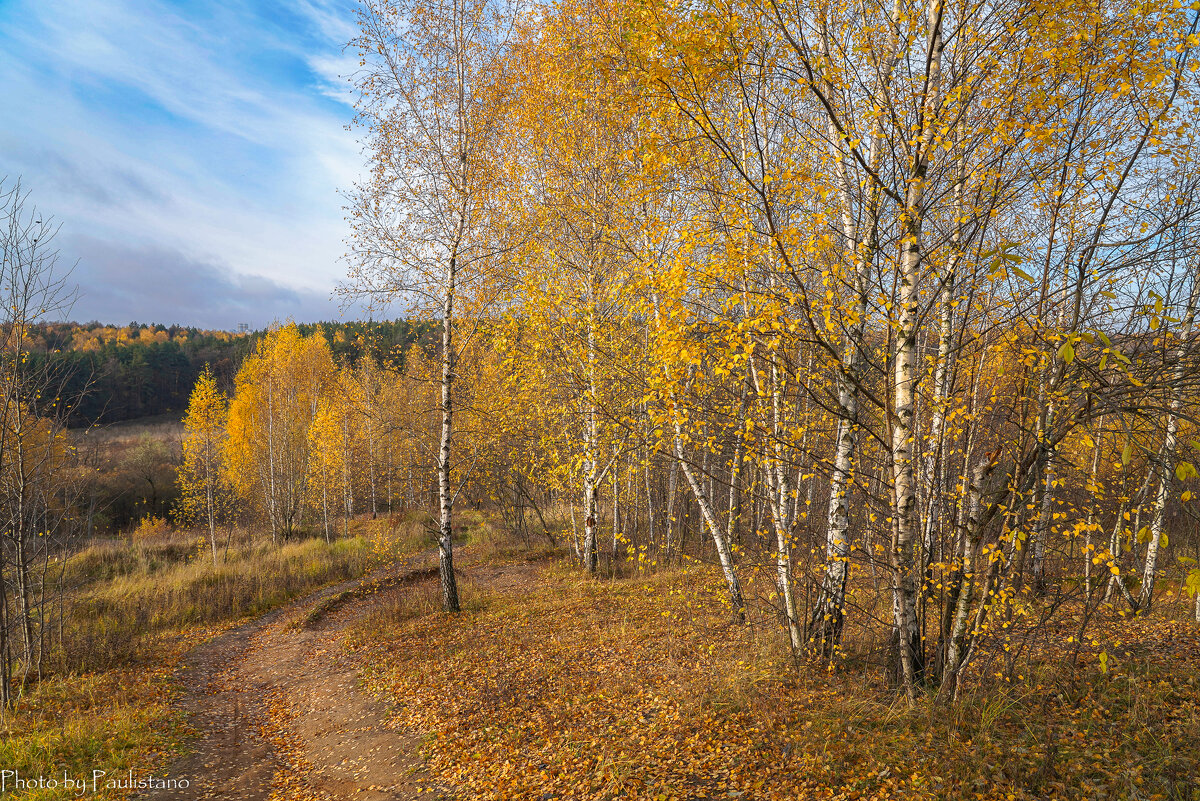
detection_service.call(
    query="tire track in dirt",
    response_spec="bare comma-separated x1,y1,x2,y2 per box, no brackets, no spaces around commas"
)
143,554,448,801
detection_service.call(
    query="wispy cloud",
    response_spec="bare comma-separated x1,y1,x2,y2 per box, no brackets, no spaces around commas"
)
0,0,366,327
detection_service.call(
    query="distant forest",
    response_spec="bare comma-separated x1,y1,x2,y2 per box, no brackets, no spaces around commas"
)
24,320,433,426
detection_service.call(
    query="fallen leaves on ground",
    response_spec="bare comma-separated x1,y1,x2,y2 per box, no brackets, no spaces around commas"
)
347,563,1200,801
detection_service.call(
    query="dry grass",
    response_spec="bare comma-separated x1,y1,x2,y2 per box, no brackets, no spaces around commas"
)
0,661,186,801
74,415,184,447
59,530,380,672
2,515,420,800
468,508,570,565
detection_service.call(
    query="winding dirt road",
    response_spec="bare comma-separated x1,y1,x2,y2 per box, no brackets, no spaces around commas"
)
143,556,450,801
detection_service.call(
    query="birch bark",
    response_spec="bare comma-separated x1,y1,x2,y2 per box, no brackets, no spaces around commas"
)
1139,271,1199,610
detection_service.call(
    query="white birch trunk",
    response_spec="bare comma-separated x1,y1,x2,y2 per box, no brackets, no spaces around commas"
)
750,355,801,652
920,243,960,562
889,0,945,696
807,0,896,652
1139,275,1198,610
437,253,461,613
672,426,746,621
582,469,599,573
891,209,926,697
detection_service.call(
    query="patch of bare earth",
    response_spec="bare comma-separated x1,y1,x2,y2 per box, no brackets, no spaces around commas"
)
143,554,450,801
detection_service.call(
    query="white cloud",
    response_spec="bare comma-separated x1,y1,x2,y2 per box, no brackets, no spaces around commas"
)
307,51,363,104
0,0,370,326
296,0,362,44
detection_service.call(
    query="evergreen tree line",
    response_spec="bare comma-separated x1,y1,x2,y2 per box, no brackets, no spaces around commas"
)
18,320,433,426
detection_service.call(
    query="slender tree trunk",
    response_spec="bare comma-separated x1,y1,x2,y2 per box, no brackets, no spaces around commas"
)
386,442,394,513
673,427,746,621
438,255,461,613
612,468,621,564
13,427,35,674
920,161,964,570
750,355,801,652
582,471,599,574
570,501,581,561
322,468,331,543
1140,275,1197,610
807,1,892,653
368,414,379,519
890,164,934,696
0,574,10,707
207,474,218,562
644,452,656,552
267,376,278,544
771,480,801,653
936,455,996,701
887,0,945,700
581,272,603,575
809,398,856,652
1084,429,1102,596
664,456,678,558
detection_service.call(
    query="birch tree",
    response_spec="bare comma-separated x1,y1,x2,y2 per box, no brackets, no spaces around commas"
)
1139,258,1200,611
225,325,335,542
348,0,518,610
177,365,231,561
0,180,81,706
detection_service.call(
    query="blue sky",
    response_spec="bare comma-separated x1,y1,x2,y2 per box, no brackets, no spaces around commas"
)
0,0,373,329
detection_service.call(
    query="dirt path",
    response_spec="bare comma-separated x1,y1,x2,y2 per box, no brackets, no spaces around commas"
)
144,555,450,801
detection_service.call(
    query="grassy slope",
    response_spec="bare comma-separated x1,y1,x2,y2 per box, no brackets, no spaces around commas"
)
1,516,429,801
350,558,1200,801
